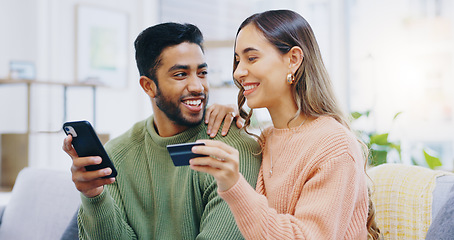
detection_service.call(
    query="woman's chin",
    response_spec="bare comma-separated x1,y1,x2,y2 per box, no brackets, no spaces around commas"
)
246,100,264,110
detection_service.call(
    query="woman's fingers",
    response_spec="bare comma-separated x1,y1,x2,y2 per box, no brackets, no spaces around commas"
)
190,139,240,192
221,112,235,136
205,104,237,138
194,139,238,156
235,115,245,129
191,140,239,171
205,105,220,137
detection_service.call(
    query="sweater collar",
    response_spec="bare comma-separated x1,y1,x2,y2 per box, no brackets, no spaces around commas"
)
268,116,325,136
146,116,204,147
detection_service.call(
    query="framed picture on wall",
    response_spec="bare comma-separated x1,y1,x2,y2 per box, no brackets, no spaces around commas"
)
9,61,36,80
76,5,129,88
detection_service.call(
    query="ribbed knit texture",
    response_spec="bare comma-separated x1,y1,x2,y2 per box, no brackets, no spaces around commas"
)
77,116,262,239
220,116,369,239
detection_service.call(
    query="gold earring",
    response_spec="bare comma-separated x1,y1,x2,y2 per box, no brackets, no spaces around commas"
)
287,73,295,84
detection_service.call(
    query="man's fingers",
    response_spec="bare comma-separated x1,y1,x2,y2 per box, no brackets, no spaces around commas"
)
74,178,114,197
62,135,79,158
72,156,102,169
73,167,112,181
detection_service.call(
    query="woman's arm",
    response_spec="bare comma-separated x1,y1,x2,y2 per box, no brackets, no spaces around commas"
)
190,141,368,239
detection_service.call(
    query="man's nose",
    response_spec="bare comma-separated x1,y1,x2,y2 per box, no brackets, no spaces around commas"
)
187,75,205,92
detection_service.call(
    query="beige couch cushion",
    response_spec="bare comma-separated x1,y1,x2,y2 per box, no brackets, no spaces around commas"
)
0,167,80,240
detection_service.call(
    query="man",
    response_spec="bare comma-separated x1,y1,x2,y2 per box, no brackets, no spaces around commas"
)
62,23,261,239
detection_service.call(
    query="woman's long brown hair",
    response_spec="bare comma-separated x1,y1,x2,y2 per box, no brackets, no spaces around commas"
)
233,9,381,239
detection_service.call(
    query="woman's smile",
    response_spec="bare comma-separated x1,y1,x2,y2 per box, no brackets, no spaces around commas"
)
243,82,260,96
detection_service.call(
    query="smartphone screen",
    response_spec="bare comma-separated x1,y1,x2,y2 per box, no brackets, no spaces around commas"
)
63,120,117,178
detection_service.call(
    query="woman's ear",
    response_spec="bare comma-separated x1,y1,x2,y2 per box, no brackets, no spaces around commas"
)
288,46,304,73
139,76,157,98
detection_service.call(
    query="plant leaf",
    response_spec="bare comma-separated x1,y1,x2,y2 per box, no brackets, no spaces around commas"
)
424,149,442,169
370,133,389,146
370,150,387,166
393,112,402,120
351,112,362,120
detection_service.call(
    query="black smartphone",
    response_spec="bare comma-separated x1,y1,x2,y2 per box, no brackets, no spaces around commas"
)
167,142,207,166
62,120,117,178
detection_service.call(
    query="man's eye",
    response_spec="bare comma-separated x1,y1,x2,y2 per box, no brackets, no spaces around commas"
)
199,70,208,77
174,72,187,77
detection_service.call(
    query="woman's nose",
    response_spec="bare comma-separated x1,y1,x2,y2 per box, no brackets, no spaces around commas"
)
233,63,247,83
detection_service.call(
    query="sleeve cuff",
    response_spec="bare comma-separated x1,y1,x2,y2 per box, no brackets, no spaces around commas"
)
80,188,114,216
218,174,258,209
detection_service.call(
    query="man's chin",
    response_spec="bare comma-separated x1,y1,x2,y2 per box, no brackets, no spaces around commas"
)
168,111,204,127
183,114,204,127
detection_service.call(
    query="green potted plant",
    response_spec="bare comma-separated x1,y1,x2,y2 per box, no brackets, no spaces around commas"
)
351,111,442,169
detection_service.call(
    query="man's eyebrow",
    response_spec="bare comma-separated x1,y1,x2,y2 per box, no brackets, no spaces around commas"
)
168,64,189,72
168,63,207,72
198,63,208,69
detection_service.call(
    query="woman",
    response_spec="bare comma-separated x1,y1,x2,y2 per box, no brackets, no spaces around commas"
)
190,9,380,239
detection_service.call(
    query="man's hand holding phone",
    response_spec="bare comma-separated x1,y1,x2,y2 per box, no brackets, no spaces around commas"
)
63,134,115,198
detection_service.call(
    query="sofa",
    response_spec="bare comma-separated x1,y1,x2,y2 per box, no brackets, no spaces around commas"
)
2,164,454,240
368,163,454,239
0,167,80,240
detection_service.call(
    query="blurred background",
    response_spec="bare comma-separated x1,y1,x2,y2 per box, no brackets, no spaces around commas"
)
1,0,454,191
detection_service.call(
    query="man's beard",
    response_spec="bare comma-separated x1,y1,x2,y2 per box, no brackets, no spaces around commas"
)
155,88,207,127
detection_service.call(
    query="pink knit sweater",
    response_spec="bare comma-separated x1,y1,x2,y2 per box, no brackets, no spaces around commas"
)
219,116,368,239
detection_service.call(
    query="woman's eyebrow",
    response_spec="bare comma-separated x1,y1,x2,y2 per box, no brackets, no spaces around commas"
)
235,47,259,57
242,47,259,54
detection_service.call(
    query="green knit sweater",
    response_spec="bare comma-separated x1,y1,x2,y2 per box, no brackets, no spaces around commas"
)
78,116,261,239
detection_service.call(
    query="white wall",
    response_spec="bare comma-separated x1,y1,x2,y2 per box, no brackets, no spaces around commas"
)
0,0,350,171
0,0,159,170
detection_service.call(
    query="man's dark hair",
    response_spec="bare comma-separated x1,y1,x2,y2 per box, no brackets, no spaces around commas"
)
134,22,204,84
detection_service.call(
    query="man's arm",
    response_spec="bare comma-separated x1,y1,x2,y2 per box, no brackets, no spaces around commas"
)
62,135,137,239
77,184,137,239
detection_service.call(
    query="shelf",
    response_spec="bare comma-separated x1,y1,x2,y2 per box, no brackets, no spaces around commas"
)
0,79,106,188
0,78,106,87
0,78,102,133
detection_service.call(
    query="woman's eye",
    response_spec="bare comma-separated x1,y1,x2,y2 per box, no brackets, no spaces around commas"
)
248,57,257,62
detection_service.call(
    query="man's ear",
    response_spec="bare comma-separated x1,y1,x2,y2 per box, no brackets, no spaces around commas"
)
288,46,304,73
139,76,157,98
